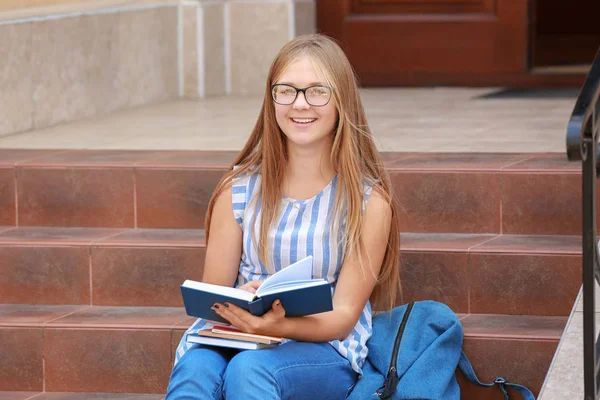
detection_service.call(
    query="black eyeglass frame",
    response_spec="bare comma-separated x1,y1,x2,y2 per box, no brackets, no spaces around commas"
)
271,84,333,107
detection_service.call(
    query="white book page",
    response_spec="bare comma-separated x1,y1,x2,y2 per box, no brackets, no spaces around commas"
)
182,280,254,301
257,280,326,298
257,256,313,296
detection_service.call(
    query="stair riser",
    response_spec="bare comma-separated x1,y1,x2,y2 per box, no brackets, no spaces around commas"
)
401,251,581,316
1,166,595,234
0,245,205,307
0,243,580,316
0,327,557,396
459,337,559,399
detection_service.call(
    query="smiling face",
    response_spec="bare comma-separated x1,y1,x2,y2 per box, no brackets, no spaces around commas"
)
273,55,338,150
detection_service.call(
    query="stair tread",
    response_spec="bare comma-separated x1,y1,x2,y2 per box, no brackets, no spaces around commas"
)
0,304,192,329
0,304,567,338
0,392,165,399
0,227,205,247
0,227,579,253
0,149,578,171
401,232,580,254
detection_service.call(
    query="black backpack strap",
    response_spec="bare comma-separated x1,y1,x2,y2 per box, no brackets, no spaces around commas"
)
458,351,536,400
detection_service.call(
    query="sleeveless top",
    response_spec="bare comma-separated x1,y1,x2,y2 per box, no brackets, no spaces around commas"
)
173,170,374,374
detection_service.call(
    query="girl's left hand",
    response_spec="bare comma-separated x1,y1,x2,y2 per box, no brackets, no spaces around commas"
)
211,300,287,336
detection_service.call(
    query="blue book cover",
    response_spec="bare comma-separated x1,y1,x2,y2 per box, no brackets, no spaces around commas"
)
180,256,333,324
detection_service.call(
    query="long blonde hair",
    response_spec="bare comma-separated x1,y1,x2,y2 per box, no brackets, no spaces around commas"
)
205,34,401,311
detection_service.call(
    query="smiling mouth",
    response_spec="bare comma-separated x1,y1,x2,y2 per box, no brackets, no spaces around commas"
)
291,118,316,124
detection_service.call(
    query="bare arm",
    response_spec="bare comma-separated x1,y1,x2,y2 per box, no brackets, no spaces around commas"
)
201,186,243,288
214,189,392,342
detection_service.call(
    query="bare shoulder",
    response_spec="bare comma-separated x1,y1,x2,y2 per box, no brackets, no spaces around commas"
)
365,186,392,216
210,181,238,229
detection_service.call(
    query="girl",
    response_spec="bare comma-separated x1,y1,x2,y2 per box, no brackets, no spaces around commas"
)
166,34,400,400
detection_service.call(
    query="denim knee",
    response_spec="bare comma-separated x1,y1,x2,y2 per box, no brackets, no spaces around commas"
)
166,346,230,400
223,350,280,400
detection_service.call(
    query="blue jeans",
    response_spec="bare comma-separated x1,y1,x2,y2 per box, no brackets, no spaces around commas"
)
165,341,358,400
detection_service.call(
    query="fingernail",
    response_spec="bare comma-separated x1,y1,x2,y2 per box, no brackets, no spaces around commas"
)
275,300,281,306
213,304,220,309
224,303,229,308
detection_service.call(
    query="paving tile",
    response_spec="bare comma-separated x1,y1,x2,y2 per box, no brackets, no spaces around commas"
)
0,328,43,391
0,149,66,167
32,394,165,400
45,306,189,329
470,234,581,254
17,150,170,168
0,227,14,234
458,337,558,399
137,150,239,168
44,328,171,393
469,253,581,316
503,153,580,172
136,168,225,229
0,227,127,245
0,168,15,226
17,167,135,227
94,228,205,247
0,393,41,400
0,246,90,304
461,314,567,340
390,171,501,233
400,251,469,313
0,304,87,327
400,233,497,252
388,153,532,171
91,246,205,306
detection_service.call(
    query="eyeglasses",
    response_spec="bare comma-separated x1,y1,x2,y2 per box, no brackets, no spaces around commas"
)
271,84,333,107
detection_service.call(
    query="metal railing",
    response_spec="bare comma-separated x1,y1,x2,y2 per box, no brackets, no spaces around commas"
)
566,48,600,400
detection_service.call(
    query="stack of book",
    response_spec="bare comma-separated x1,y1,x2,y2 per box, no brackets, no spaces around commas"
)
187,325,283,350
180,256,334,350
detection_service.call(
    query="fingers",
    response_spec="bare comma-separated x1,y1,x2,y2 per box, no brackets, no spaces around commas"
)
212,302,254,332
238,280,263,294
271,299,286,317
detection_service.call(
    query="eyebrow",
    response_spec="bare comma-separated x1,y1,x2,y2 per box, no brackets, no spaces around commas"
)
277,81,326,87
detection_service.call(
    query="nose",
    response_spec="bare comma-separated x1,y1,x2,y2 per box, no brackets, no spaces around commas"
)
292,91,310,110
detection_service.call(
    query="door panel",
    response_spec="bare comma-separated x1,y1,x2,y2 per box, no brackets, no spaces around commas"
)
352,0,495,14
318,0,529,85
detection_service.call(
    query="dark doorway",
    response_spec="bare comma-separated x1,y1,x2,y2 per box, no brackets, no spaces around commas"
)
531,0,600,72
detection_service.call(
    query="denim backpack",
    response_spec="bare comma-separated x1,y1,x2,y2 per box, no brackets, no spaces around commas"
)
346,301,536,400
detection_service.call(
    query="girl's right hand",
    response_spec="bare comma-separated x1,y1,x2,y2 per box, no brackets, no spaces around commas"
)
238,280,263,294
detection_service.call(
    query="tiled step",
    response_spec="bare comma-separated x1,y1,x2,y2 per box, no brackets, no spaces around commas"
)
0,227,580,316
459,314,566,399
0,227,205,307
0,304,566,397
0,393,165,399
0,149,594,235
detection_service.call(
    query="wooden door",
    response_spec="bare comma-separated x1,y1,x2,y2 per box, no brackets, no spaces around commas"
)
317,0,531,86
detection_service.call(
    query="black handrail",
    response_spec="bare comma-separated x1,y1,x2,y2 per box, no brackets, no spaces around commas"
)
566,47,600,400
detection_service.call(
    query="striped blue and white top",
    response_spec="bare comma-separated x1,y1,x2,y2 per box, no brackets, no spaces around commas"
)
174,170,373,374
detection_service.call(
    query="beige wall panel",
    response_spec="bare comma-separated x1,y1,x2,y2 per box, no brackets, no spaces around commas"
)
31,13,120,129
183,5,200,98
294,1,315,37
0,23,34,136
203,3,225,97
229,2,289,95
116,7,178,108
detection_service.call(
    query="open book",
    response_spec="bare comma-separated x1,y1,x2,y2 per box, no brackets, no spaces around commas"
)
180,256,333,324
187,325,283,350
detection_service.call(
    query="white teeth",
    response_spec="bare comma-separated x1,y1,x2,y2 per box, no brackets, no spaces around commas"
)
292,118,316,124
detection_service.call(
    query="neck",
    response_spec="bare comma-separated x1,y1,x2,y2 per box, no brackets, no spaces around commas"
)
285,138,335,183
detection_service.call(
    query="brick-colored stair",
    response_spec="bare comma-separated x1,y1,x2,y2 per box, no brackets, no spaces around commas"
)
0,150,584,399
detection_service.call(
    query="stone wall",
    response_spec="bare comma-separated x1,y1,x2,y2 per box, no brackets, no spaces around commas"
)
0,0,316,137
